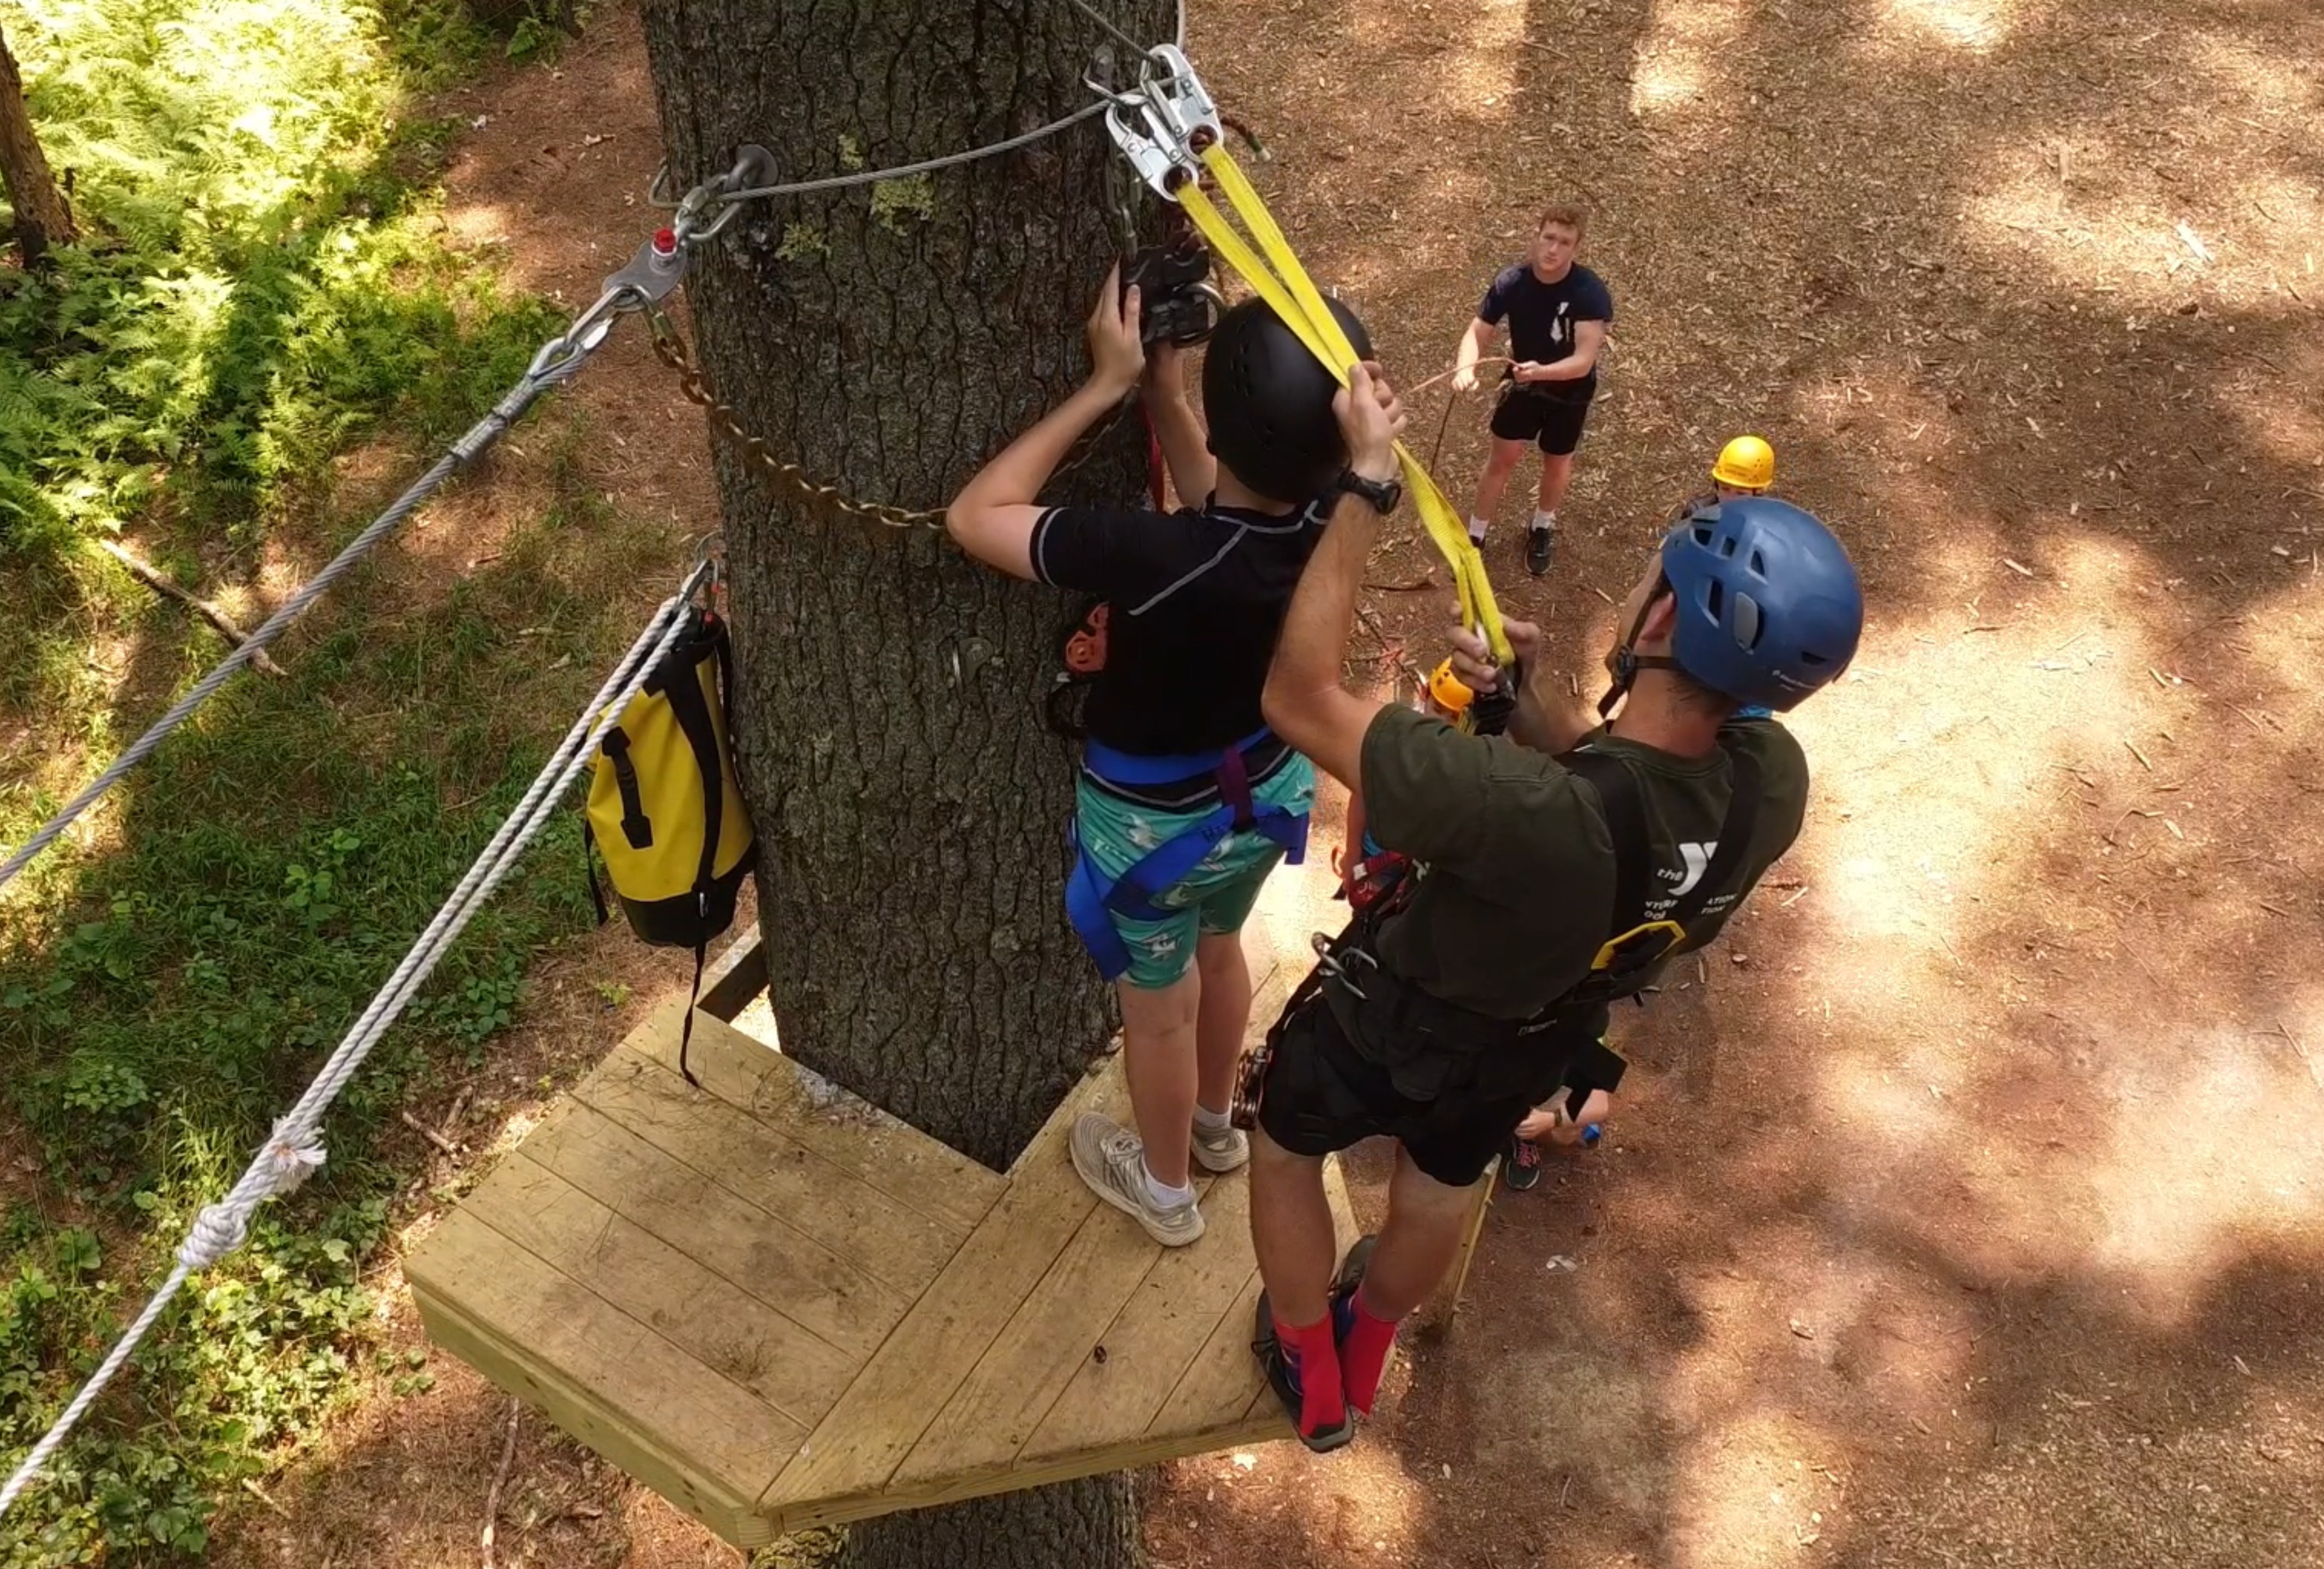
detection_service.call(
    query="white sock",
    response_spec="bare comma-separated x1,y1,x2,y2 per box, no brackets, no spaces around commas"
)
1192,1102,1233,1134
1143,1160,1195,1209
1531,509,1558,532
1468,515,1490,544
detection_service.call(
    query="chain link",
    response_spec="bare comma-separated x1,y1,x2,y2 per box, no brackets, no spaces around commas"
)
645,311,1135,535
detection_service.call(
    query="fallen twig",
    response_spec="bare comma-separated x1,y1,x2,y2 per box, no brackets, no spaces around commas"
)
241,1478,290,1518
400,1109,460,1159
2123,739,2153,772
96,540,286,678
482,1399,522,1569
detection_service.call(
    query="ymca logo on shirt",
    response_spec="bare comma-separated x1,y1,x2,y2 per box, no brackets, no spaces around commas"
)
1642,841,1728,919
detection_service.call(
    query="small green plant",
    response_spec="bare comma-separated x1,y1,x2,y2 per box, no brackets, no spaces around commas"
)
592,979,632,1009
0,0,657,1561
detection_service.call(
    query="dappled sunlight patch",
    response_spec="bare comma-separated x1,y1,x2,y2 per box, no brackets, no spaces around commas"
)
1958,146,2316,313
1662,1409,1850,1569
2057,1007,2324,1319
1157,1431,1433,1561
1627,0,1750,120
1875,0,2014,53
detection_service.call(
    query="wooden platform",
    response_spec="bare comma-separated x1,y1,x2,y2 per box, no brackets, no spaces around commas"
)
407,970,1354,1547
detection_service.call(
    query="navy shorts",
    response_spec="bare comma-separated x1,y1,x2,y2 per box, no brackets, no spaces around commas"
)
1490,384,1594,456
1254,994,1537,1188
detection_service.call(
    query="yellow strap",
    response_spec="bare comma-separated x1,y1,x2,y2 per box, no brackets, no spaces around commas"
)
1181,147,1515,669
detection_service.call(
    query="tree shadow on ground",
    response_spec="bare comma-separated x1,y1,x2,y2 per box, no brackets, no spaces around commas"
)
1154,0,2323,1564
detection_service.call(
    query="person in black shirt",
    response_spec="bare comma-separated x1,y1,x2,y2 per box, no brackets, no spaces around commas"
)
948,270,1378,1249
1450,202,1614,576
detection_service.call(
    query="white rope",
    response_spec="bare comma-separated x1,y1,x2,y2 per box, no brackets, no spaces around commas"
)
0,562,711,1518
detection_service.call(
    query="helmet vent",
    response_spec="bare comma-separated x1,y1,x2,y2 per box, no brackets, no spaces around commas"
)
1799,649,1828,665
1748,549,1766,576
1731,593,1763,650
1705,580,1725,622
1719,534,1739,558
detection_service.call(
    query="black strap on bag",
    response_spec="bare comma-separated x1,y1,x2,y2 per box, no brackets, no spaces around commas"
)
651,608,732,1087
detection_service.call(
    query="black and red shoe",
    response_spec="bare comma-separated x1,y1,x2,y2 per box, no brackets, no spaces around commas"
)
1502,1134,1544,1191
1252,1291,1355,1453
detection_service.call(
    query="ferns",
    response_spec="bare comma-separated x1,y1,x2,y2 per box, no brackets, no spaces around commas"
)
0,0,553,556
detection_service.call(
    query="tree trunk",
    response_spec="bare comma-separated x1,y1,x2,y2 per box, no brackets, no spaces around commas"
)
638,3,1171,1566
0,23,75,266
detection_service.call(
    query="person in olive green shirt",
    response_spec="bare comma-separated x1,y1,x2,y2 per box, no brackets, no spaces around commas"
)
1243,362,1863,1452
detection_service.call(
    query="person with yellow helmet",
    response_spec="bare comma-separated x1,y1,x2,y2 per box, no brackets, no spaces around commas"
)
1669,435,1777,521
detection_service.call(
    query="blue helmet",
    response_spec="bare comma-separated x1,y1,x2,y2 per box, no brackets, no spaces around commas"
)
1659,497,1862,710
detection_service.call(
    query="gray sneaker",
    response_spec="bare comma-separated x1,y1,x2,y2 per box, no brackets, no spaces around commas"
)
1190,1119,1249,1174
1070,1113,1204,1246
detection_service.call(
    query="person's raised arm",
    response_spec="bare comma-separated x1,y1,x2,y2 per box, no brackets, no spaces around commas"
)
1261,361,1407,789
946,269,1146,579
1141,341,1215,503
1448,317,1496,395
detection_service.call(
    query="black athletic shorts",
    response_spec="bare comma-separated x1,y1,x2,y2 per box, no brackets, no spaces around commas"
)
1489,382,1594,457
1256,994,1538,1188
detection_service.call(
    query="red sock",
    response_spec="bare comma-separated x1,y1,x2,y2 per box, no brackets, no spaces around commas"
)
1273,1313,1346,1438
1337,1289,1402,1418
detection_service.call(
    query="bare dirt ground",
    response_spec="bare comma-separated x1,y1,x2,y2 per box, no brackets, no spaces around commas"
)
216,0,2323,1566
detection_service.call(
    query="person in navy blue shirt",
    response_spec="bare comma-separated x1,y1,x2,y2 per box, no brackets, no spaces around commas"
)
1449,203,1613,576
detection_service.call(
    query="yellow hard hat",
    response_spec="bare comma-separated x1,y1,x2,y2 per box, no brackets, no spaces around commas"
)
1710,435,1776,493
1428,657,1474,714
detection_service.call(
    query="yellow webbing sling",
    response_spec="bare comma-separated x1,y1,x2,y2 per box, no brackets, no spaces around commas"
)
1175,144,1516,675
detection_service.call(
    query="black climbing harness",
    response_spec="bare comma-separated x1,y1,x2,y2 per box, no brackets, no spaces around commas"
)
1235,741,1763,1130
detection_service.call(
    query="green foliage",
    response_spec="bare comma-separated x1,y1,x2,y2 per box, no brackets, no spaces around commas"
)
0,0,555,556
0,0,673,1561
0,525,648,1560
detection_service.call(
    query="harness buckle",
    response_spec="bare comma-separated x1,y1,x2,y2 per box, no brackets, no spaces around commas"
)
1588,919,1687,977
1092,44,1221,197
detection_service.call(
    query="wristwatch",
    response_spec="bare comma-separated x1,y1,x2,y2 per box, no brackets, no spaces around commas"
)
1334,467,1404,515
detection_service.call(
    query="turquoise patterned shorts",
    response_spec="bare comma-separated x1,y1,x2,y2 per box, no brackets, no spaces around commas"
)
1071,754,1315,989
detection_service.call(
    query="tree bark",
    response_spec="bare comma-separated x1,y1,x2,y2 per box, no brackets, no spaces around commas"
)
638,3,1170,1566
0,23,75,267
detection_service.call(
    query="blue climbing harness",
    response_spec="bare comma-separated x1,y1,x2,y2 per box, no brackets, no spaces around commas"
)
1065,728,1310,981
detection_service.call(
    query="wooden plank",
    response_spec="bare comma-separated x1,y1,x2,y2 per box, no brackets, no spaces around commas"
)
768,1402,1291,1536
892,1162,1221,1488
697,923,769,1020
575,1048,966,1295
407,1208,797,1545
1020,1172,1260,1464
522,1099,909,1361
461,1153,859,1428
629,1001,1005,1237
761,1065,1126,1512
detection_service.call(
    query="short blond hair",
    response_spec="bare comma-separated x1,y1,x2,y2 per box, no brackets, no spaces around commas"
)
1536,203,1588,236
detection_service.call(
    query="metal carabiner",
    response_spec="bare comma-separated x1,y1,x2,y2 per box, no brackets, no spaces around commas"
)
1094,43,1220,198
1308,930,1373,1001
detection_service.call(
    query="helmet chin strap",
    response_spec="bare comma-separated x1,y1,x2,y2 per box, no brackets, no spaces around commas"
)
1597,579,1679,719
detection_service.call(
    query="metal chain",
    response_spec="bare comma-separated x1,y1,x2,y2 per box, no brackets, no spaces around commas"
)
645,311,1135,534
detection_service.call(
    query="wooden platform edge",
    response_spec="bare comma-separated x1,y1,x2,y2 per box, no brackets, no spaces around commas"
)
410,1266,770,1547
767,1402,1293,1537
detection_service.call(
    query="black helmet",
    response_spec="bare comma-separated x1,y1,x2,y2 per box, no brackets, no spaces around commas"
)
1203,296,1373,504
